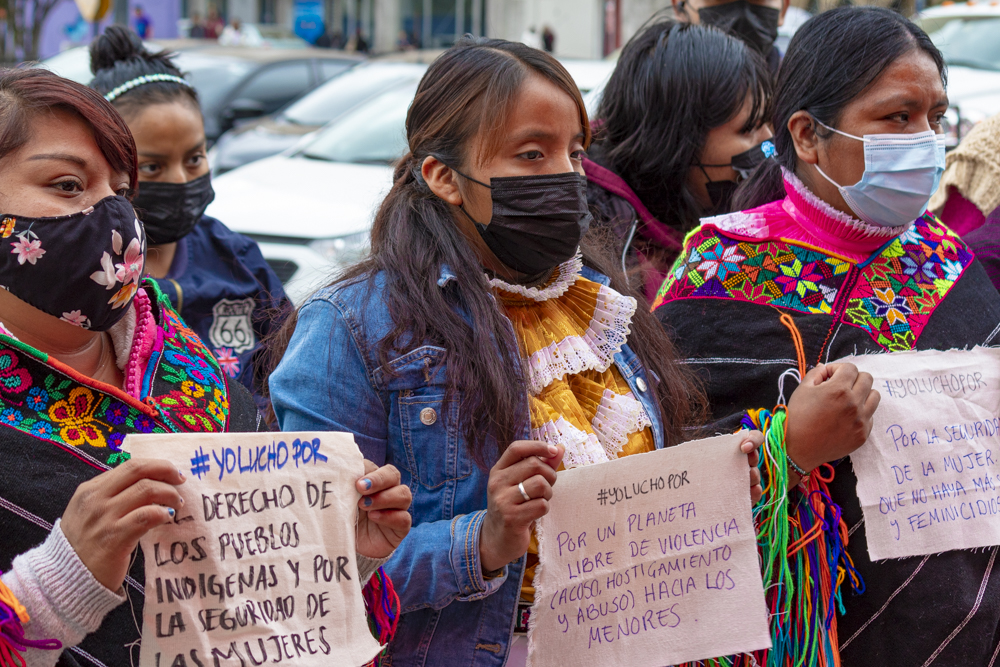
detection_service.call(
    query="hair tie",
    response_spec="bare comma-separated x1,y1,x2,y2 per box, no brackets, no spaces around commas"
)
103,73,192,103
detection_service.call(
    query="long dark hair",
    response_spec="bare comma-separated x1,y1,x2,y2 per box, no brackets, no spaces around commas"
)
595,16,771,233
267,36,705,464
0,68,137,189
89,25,201,119
734,6,946,210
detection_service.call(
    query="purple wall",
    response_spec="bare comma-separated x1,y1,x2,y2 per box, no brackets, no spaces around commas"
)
39,0,181,60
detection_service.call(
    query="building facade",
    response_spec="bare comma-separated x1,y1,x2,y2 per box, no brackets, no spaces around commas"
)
179,0,672,58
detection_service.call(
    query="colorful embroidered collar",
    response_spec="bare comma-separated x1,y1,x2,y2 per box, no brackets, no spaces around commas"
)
0,279,230,468
653,213,974,352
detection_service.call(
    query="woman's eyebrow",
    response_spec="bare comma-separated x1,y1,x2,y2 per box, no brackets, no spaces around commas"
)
870,95,950,110
26,152,86,167
508,129,587,143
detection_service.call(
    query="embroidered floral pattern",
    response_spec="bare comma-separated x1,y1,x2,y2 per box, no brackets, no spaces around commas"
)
0,367,167,464
0,281,231,465
49,387,109,447
148,295,230,432
0,216,16,238
0,350,32,404
653,214,974,351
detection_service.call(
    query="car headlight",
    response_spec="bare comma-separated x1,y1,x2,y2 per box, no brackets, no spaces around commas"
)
308,231,370,267
941,107,987,148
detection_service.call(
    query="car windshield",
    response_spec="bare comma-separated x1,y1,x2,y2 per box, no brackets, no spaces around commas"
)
283,64,425,126
928,17,1000,70
300,83,417,164
174,53,256,110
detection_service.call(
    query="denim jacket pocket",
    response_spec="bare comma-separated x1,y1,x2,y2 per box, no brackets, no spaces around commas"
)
380,346,473,489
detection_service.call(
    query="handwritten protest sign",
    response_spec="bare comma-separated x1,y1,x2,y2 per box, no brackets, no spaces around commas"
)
527,434,770,667
124,431,382,667
838,347,1000,561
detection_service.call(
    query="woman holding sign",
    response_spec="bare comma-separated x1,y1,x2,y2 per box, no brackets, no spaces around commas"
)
654,6,1000,665
0,70,411,667
268,37,872,667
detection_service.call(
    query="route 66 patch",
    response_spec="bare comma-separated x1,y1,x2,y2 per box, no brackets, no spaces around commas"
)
208,298,256,354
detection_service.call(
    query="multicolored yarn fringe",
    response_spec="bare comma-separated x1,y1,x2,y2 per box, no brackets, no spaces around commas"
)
0,575,61,667
678,408,864,667
362,566,400,667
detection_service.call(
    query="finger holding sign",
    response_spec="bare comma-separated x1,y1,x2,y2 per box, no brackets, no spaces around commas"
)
60,458,185,592
356,461,412,559
480,440,565,573
740,430,764,504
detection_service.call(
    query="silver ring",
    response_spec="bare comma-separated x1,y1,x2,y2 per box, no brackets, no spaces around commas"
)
518,481,531,502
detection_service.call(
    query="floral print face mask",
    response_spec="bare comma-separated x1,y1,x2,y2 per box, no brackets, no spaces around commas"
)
0,195,145,331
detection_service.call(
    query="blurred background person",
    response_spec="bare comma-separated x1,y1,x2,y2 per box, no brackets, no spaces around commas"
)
542,25,556,52
315,27,344,48
397,29,415,51
587,18,773,301
204,5,224,40
929,113,1000,291
673,0,789,75
89,26,289,410
132,5,152,40
220,17,260,46
188,12,206,39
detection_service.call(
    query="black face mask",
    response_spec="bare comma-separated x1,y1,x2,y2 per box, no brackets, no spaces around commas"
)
0,196,145,331
132,172,215,245
451,169,592,276
730,139,777,179
698,0,780,57
700,139,778,181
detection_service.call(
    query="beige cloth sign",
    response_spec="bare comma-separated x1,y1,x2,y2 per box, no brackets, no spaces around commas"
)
124,431,382,667
838,347,1000,560
527,434,771,667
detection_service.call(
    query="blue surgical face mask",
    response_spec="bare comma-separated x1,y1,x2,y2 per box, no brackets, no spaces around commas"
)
812,119,946,228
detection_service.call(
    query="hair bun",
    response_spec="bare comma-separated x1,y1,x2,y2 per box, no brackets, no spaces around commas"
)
90,25,150,74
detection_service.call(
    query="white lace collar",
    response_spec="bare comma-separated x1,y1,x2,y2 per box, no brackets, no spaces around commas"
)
487,254,583,301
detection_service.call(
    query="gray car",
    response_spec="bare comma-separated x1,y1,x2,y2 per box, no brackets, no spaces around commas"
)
40,43,362,143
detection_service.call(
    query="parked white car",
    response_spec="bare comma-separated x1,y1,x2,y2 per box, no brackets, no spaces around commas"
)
915,2,1000,146
207,84,411,303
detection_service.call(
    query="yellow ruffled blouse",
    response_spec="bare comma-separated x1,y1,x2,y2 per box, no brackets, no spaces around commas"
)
489,255,656,602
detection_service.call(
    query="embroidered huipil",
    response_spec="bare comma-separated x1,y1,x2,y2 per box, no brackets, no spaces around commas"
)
0,279,264,667
489,255,655,602
653,168,1000,666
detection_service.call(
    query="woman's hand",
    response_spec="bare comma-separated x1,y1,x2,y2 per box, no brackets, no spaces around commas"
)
786,363,880,479
480,440,565,574
61,459,185,592
740,431,764,504
356,462,412,559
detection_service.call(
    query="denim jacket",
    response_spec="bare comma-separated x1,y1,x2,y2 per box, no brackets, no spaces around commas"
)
270,264,665,666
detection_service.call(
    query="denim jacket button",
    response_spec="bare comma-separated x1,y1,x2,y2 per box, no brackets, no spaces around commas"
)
635,377,648,393
420,407,438,425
